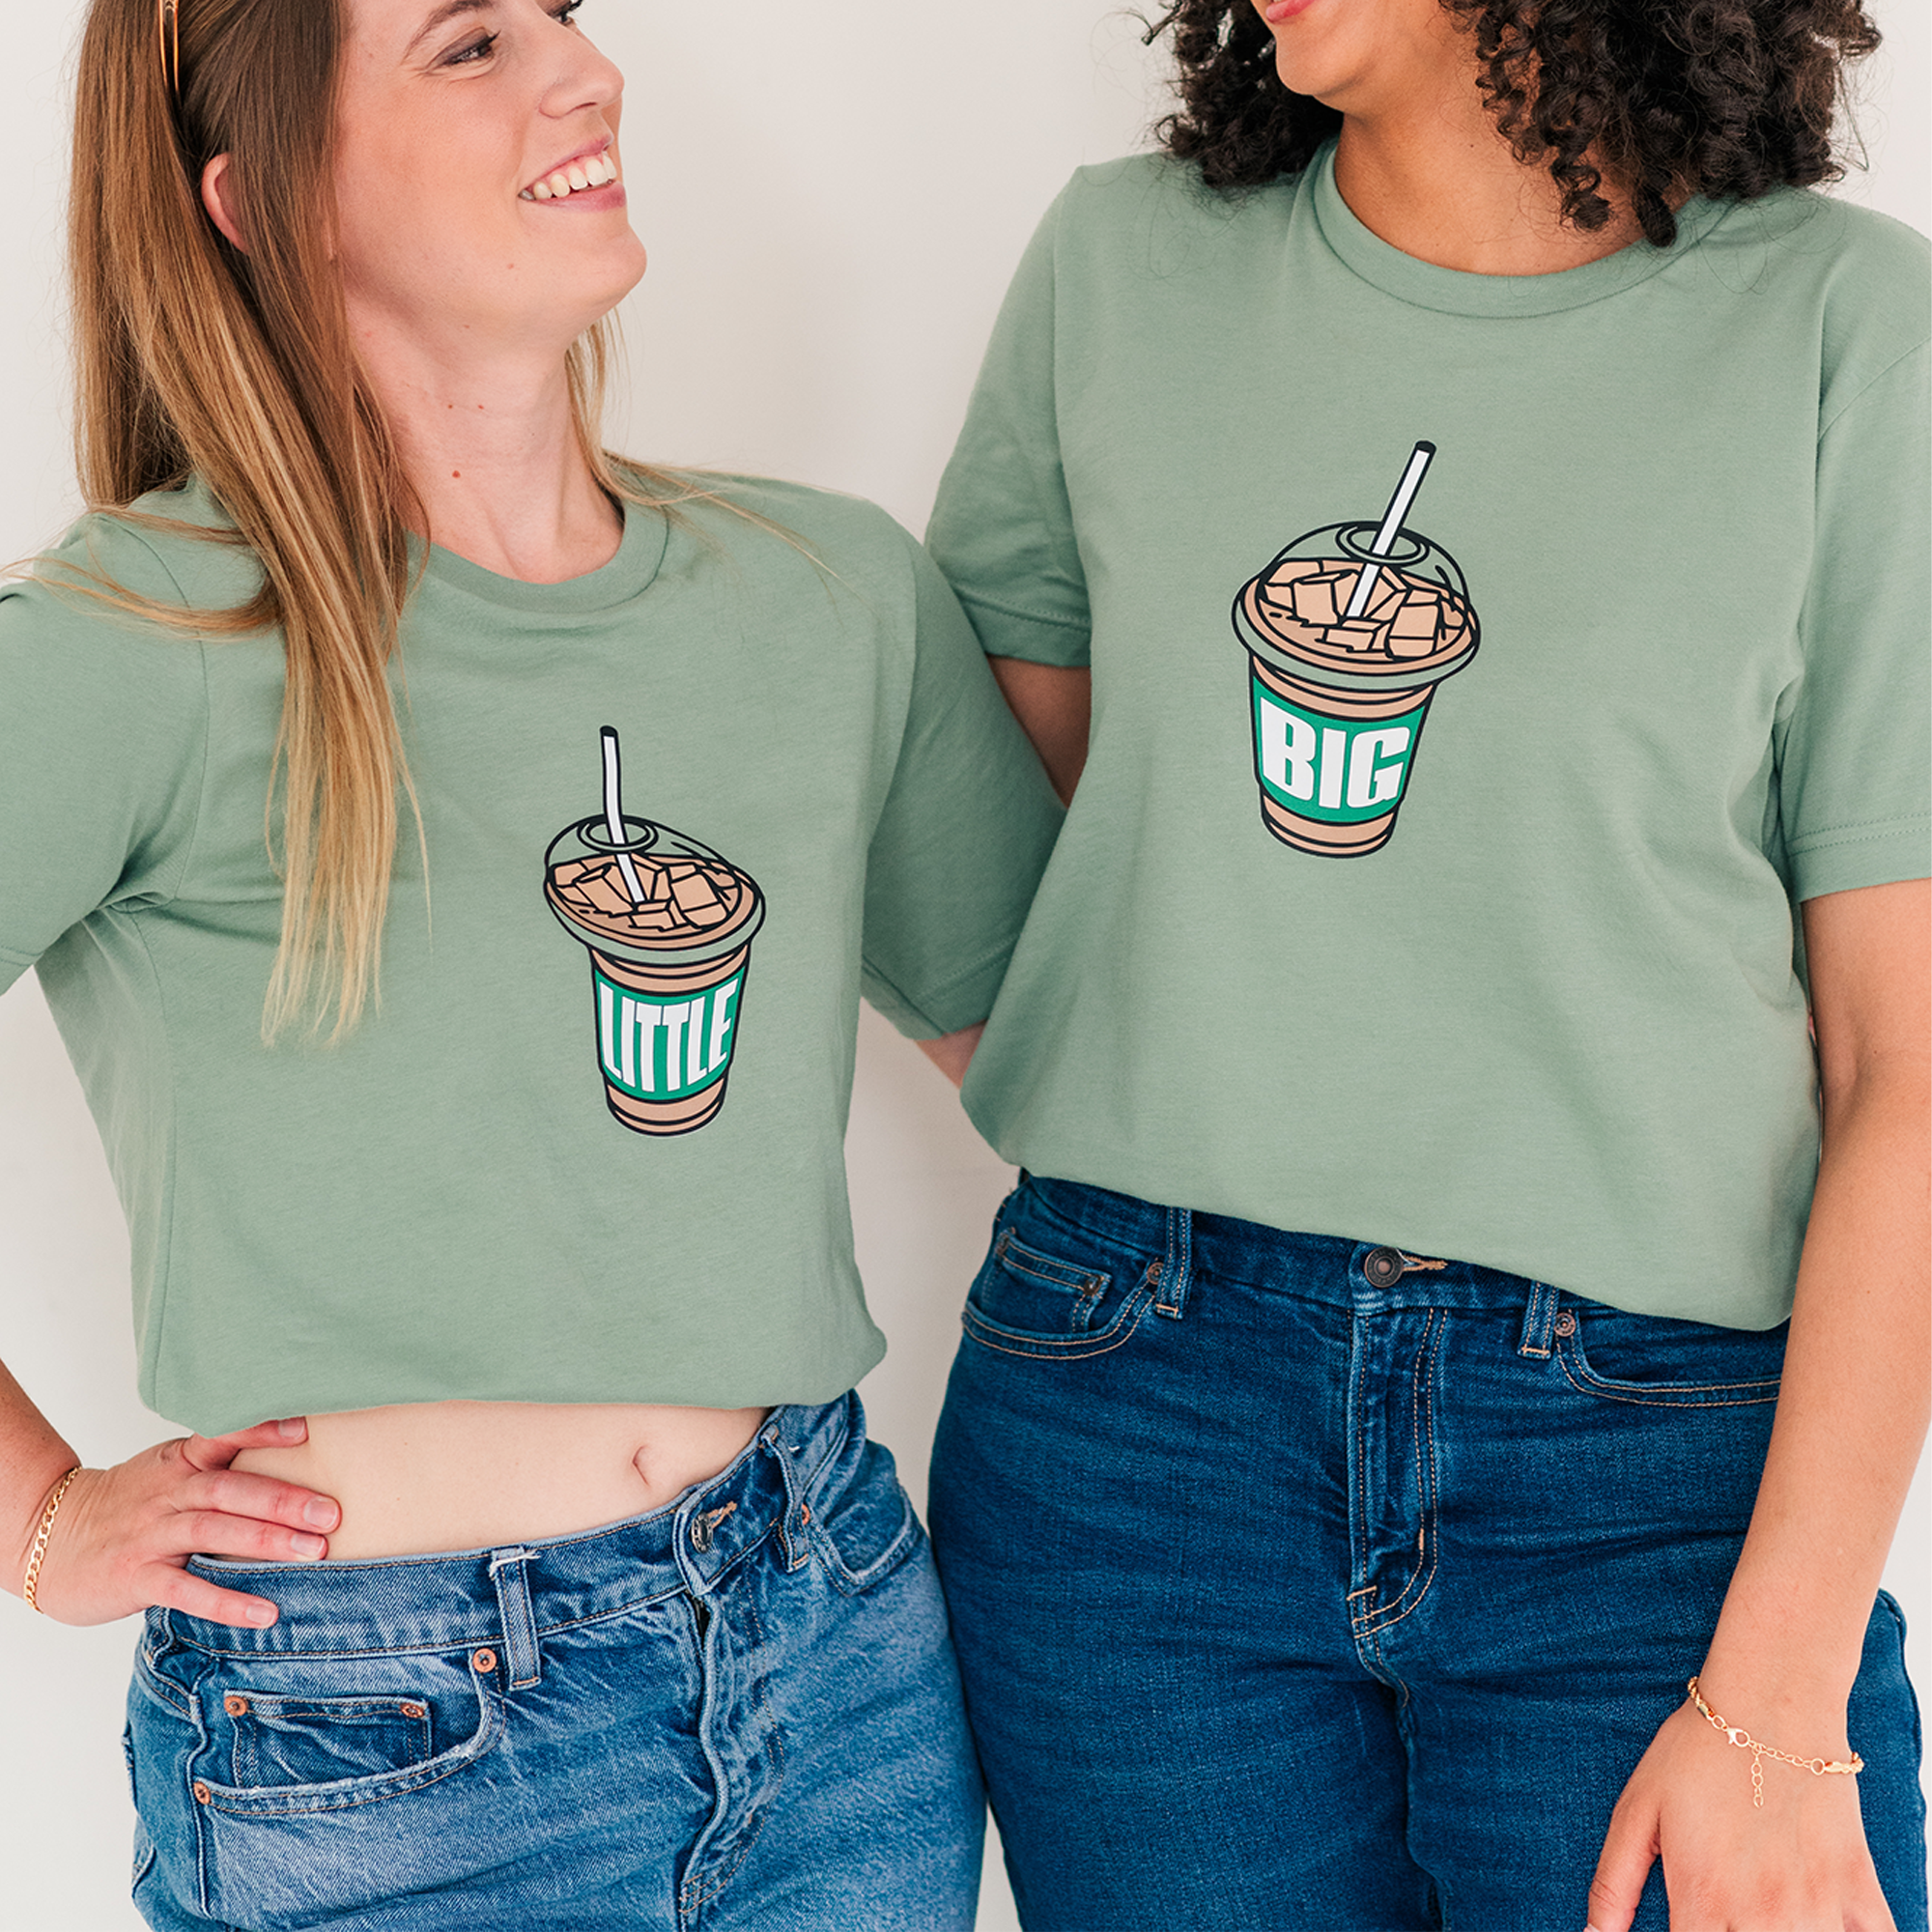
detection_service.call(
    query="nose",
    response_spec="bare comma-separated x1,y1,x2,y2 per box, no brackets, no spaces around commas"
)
539,19,625,121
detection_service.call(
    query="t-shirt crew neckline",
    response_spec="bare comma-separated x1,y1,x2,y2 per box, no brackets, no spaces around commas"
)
1307,141,1731,318
421,495,671,614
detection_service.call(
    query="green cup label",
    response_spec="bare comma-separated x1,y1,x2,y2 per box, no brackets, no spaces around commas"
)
1252,678,1430,824
594,962,747,1102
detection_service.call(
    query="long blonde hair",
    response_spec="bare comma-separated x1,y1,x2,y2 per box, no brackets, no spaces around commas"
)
69,0,682,1038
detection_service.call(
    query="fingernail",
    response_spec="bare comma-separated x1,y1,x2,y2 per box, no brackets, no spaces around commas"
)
276,1418,304,1441
292,1533,327,1559
249,1604,276,1627
302,1498,338,1529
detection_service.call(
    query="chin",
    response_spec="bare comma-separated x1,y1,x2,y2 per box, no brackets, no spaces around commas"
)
547,242,648,327
1273,52,1365,110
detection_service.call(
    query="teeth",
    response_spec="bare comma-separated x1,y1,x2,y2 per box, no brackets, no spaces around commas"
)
520,153,618,201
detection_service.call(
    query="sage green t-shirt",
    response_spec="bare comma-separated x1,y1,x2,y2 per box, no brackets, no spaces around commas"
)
0,476,1062,1435
929,146,1929,1329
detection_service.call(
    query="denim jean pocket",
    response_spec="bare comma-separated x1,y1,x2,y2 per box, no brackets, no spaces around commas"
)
1558,1305,1785,1407
222,1690,437,1789
166,1645,511,1928
961,1205,1158,1360
190,1650,501,1817
810,1435,923,1597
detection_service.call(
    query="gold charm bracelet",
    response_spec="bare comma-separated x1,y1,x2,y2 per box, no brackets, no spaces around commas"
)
1687,1677,1863,1809
21,1465,83,1614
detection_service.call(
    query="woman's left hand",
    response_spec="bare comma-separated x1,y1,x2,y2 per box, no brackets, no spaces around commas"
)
1586,1693,1895,1932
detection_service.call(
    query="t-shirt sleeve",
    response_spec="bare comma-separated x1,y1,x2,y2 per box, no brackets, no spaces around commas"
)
860,537,1064,1037
925,187,1094,668
1776,343,1932,901
0,535,210,994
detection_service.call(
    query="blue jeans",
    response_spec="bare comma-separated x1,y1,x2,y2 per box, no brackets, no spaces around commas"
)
927,1175,1927,1932
126,1396,982,1930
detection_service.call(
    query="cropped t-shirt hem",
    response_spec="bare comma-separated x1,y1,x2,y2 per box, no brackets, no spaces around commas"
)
1788,818,1932,901
147,1343,890,1443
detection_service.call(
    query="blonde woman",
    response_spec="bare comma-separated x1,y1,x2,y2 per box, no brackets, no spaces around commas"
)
0,1,1059,1924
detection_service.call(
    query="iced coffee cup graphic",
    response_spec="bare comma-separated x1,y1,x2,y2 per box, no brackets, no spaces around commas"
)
1232,442,1480,857
544,727,765,1136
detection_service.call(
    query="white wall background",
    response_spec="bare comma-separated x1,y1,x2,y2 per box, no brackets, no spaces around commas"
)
0,5,1924,1927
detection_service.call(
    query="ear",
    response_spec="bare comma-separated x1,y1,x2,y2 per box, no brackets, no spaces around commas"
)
200,153,248,252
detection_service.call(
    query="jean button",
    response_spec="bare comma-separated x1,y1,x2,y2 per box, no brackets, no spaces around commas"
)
1553,1312,1577,1337
1363,1247,1405,1289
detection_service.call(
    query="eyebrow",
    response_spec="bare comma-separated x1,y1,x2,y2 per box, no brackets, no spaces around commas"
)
406,0,494,56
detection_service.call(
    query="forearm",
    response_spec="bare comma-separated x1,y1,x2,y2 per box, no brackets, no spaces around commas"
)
1699,1064,1930,1723
987,658,1089,807
915,1023,983,1089
0,1356,82,1594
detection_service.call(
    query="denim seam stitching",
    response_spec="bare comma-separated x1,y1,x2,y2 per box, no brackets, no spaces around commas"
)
1555,1368,1780,1407
1155,1208,1192,1318
1350,1317,1372,1607
994,1229,1108,1294
678,1595,784,1913
1556,1339,1780,1407
811,1494,922,1599
159,1639,220,1916
1518,1283,1555,1358
135,1647,194,1719
196,1687,504,1817
533,1584,713,1637
1358,1311,1445,1634
171,1518,792,1657
961,1289,1153,1359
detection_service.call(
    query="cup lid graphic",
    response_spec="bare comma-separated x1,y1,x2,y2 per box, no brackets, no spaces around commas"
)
544,726,764,969
1235,442,1480,694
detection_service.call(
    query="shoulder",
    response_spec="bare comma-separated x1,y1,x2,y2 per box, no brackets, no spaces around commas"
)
1037,149,1302,289
1058,149,1223,222
7,476,262,624
1698,191,1929,413
668,472,925,599
0,480,261,721
1805,198,1929,419
1772,191,1930,300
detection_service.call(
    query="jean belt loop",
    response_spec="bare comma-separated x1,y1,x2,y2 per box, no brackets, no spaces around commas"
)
1154,1205,1193,1320
1518,1282,1558,1359
764,1411,813,1574
488,1548,542,1690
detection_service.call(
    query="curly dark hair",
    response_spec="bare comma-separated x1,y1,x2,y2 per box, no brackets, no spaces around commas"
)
1148,1,1880,246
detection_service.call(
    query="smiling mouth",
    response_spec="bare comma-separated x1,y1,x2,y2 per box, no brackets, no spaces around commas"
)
521,153,620,202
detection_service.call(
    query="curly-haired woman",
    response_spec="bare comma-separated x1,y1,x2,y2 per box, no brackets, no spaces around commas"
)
923,1,1928,1926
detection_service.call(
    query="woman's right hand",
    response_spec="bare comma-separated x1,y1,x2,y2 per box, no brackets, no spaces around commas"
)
23,1419,340,1628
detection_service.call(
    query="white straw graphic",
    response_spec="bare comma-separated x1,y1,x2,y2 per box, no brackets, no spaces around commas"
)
1344,441,1436,621
600,725,644,904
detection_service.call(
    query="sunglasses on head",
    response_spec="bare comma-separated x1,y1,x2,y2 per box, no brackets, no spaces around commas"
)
158,0,181,98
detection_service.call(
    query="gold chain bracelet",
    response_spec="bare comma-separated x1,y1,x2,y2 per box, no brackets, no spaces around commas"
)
21,1465,83,1614
1687,1677,1863,1809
